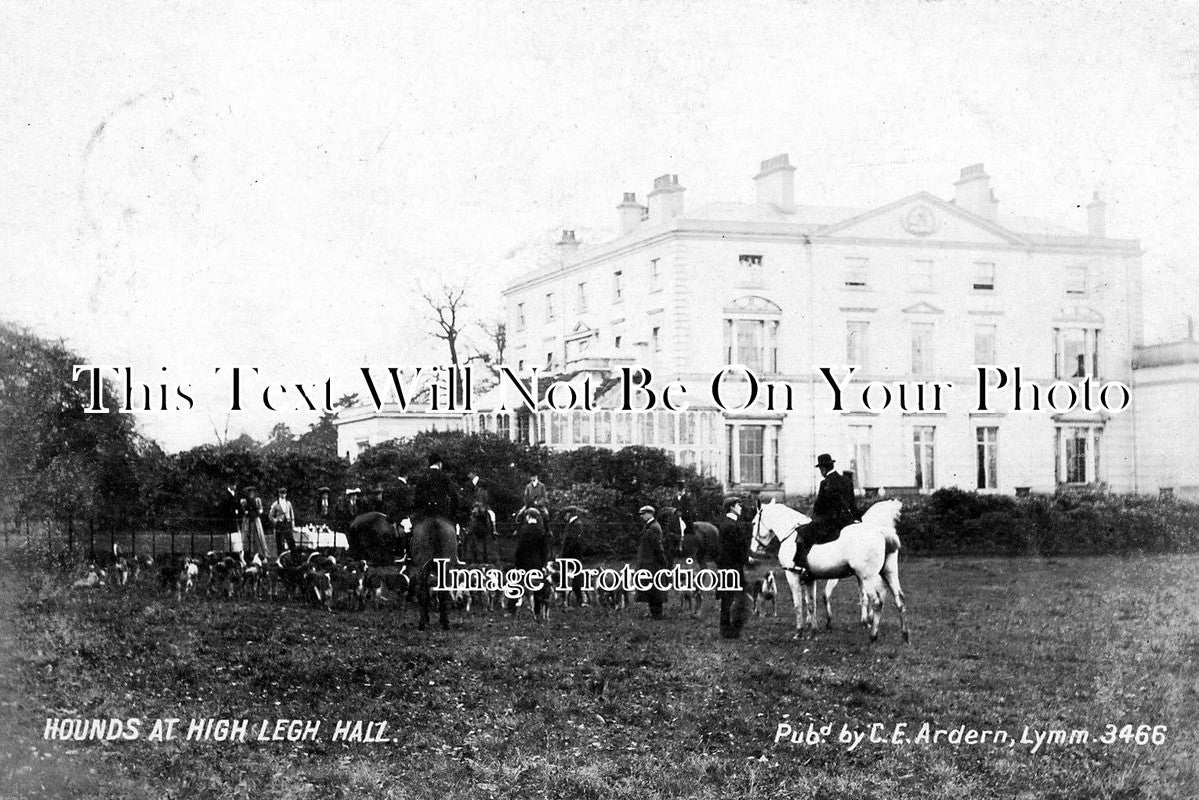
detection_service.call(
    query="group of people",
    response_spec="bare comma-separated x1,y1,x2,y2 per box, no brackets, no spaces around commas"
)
214,449,862,637
630,451,862,639
217,482,298,561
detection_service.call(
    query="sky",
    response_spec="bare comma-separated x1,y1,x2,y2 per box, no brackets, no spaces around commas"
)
2,0,1197,451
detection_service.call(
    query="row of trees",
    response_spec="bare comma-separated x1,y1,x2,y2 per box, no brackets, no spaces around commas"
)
0,321,720,546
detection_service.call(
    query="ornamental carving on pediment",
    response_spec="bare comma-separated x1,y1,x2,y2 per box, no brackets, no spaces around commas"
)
902,205,938,237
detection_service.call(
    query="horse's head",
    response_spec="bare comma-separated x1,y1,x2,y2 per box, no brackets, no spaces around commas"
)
751,500,810,550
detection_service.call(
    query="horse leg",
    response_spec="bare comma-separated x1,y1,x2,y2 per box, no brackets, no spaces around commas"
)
784,570,804,637
856,576,870,629
822,578,838,629
863,575,886,642
438,589,450,630
418,579,430,631
881,553,909,643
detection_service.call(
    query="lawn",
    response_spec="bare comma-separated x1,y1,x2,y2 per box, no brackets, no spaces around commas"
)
1,555,1196,799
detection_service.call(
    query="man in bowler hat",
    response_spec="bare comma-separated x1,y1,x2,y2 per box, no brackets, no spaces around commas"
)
794,454,860,576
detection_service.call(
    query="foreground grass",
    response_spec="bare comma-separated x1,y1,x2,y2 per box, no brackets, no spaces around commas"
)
1,556,1196,799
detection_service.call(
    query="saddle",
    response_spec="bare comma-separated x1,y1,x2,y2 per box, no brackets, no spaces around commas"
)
789,519,848,573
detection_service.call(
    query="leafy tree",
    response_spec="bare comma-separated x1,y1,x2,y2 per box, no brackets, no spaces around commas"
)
0,321,148,530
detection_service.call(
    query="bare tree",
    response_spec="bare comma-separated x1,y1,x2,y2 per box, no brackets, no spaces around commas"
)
470,318,508,388
422,282,469,400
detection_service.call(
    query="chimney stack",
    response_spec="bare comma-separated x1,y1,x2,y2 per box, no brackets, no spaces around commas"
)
647,174,685,221
556,229,580,265
1087,191,1107,238
953,163,998,220
617,192,646,235
754,153,796,213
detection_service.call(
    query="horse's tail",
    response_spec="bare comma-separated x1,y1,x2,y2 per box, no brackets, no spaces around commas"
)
883,530,902,556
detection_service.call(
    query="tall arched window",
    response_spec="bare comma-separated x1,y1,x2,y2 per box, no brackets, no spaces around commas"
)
723,296,781,373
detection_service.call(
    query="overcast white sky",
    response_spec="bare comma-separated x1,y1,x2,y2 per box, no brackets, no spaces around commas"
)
2,0,1197,451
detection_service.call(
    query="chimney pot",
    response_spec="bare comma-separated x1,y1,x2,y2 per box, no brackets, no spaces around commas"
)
754,152,796,212
953,163,998,220
647,173,686,221
617,192,647,235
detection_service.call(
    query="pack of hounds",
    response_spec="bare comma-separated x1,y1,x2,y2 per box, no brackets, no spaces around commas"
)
71,544,782,621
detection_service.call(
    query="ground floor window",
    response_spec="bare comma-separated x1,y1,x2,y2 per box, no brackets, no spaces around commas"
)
976,426,998,489
1056,425,1102,484
725,422,782,486
848,424,872,489
913,426,936,490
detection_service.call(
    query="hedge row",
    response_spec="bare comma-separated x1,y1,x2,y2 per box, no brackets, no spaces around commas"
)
830,488,1199,557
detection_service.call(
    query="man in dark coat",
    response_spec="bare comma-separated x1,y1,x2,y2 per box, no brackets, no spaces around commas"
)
464,471,494,563
794,453,861,574
715,496,750,638
386,475,415,523
509,508,550,617
522,473,549,519
412,453,463,522
635,505,669,619
217,481,242,536
560,509,587,606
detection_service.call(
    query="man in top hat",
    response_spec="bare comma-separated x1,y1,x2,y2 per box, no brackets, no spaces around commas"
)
794,454,860,576
715,495,751,638
412,452,463,529
634,505,668,620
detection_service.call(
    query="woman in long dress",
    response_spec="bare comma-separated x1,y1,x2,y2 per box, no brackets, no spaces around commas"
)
242,486,274,559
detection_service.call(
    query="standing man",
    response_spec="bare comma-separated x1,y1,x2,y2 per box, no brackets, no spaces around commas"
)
635,505,668,620
217,480,242,548
464,470,493,563
509,507,550,618
269,486,296,554
560,508,587,606
715,496,750,639
795,453,860,576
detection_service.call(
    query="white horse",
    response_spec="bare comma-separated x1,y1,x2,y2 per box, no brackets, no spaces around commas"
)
751,500,909,643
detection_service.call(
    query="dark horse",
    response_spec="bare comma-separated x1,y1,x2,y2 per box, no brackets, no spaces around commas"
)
659,506,721,615
409,515,461,630
347,512,401,564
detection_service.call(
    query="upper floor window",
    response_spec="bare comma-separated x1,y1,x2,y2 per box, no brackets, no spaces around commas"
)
613,270,624,302
739,254,763,270
846,321,869,369
973,262,996,291
650,258,660,291
652,326,661,352
724,319,779,373
1066,266,1088,296
974,324,997,365
516,303,526,330
614,335,622,349
722,295,782,374
545,293,555,322
1054,327,1100,378
844,257,868,288
910,323,935,375
910,259,934,291
577,282,587,312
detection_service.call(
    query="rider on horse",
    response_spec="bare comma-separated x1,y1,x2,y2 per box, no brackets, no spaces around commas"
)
411,451,463,546
794,453,861,578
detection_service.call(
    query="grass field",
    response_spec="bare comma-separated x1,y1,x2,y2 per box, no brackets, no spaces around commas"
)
1,555,1196,799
